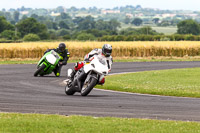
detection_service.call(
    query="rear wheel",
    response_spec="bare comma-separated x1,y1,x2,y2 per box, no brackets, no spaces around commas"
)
81,75,97,96
34,64,46,77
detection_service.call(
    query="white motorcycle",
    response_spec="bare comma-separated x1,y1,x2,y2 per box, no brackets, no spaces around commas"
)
65,55,109,96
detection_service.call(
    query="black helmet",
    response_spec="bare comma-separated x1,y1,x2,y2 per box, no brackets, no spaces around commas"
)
58,43,66,52
102,44,112,57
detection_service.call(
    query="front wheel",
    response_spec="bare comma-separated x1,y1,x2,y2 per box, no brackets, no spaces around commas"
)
65,82,76,95
81,75,97,96
34,64,46,77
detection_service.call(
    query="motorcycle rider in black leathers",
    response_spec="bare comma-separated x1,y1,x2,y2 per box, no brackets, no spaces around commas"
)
44,43,70,77
68,44,113,83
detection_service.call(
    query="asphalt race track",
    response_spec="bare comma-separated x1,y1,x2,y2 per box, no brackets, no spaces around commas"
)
0,61,200,121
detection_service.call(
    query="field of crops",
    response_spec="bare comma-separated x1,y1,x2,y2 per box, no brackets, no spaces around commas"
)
1,41,200,58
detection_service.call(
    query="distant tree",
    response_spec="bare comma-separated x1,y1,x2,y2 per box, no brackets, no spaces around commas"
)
63,35,71,40
55,13,72,22
77,16,95,30
0,16,14,33
20,6,26,11
21,15,28,20
30,14,39,19
59,21,70,29
136,5,142,9
13,11,20,23
131,18,143,26
171,19,181,26
73,17,84,24
2,8,6,12
85,29,109,37
138,26,159,35
0,30,16,40
56,6,65,13
70,6,78,12
23,33,40,41
119,26,159,35
77,33,96,41
152,18,159,24
4,12,13,22
60,13,71,20
157,20,170,26
177,19,200,35
124,17,131,24
108,19,121,31
16,18,48,38
95,19,110,30
119,28,138,35
56,29,70,36
44,21,58,30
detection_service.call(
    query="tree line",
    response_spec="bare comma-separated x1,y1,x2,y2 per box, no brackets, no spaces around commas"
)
1,14,200,42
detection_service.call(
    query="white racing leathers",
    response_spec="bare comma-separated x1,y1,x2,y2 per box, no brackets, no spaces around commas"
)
84,48,113,72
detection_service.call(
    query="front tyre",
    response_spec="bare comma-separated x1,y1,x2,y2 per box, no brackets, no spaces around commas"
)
81,76,97,96
65,83,76,95
34,64,46,77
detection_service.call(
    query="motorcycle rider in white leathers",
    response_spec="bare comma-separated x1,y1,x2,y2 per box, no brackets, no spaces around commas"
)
69,44,113,84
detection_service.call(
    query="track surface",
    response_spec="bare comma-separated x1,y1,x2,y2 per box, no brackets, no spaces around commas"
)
0,61,200,121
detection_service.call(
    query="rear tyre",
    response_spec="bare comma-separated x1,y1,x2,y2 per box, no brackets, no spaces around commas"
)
34,64,46,77
81,75,97,96
65,82,76,95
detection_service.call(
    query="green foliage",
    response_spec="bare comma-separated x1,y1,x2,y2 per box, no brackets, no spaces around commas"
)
16,18,48,38
77,33,96,41
157,20,171,27
108,19,121,30
23,34,40,42
58,21,70,29
0,16,14,33
56,29,70,36
99,34,200,41
0,38,13,43
131,18,143,26
0,30,20,40
13,11,20,23
85,29,109,37
63,35,71,40
152,18,159,24
120,26,160,36
37,31,50,40
123,17,131,24
77,16,95,30
177,19,200,35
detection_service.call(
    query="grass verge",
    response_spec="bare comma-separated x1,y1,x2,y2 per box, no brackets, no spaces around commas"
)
1,57,200,64
0,58,81,64
0,113,200,133
96,68,200,98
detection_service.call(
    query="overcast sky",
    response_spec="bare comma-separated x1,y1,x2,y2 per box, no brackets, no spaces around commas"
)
0,0,200,11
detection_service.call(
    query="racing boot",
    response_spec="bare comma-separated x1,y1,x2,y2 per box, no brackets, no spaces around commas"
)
68,69,76,81
56,72,60,77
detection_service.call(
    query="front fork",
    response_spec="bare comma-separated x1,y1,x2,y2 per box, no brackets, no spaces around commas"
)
74,71,99,92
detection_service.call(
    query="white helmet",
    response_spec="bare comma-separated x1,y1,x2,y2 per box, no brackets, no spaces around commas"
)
102,44,112,57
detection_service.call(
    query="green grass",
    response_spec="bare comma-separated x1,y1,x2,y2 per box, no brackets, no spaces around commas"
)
1,57,200,64
120,23,177,35
113,57,200,62
0,59,81,64
96,68,200,98
0,113,200,133
0,60,38,64
152,26,177,35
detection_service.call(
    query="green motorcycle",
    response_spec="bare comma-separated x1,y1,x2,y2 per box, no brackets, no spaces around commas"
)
34,50,61,77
